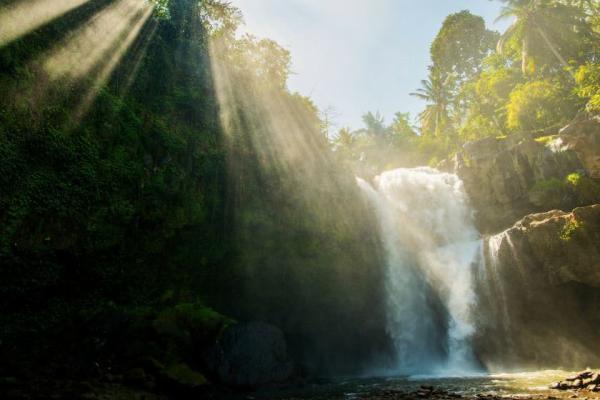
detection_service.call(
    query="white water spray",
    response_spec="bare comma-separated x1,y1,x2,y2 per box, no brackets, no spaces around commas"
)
357,167,482,375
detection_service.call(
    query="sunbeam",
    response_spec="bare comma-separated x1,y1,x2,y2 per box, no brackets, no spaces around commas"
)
0,0,91,46
72,1,153,118
0,0,156,124
43,0,151,82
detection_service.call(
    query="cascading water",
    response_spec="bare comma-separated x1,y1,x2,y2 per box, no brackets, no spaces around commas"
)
357,167,482,375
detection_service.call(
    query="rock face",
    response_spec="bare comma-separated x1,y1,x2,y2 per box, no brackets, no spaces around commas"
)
499,205,600,287
451,134,584,233
473,205,600,370
208,322,295,387
560,114,600,179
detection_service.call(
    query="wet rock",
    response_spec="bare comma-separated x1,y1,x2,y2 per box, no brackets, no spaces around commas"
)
551,371,600,391
207,322,295,387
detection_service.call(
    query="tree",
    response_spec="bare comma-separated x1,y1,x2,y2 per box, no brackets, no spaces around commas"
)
431,11,498,82
361,111,386,136
389,112,417,140
410,67,454,136
506,79,577,130
496,0,592,76
458,65,521,139
575,62,600,112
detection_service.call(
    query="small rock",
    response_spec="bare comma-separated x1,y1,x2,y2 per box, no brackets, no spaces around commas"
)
578,371,593,380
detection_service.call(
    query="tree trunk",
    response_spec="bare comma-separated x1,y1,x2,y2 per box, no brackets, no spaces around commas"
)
535,26,570,70
521,35,529,75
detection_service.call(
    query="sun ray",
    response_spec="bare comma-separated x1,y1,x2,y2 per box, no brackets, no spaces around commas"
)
42,0,150,82
73,3,153,119
0,0,91,46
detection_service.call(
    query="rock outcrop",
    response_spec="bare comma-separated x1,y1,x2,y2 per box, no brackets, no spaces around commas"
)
495,205,600,287
559,114,600,179
551,370,600,392
450,134,584,233
473,205,600,370
207,322,295,387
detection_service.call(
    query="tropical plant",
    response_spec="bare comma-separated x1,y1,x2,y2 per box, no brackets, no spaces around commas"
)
410,67,454,136
506,79,576,130
496,0,591,75
431,10,499,82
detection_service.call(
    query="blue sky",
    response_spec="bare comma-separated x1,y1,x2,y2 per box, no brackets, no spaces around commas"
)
230,0,511,132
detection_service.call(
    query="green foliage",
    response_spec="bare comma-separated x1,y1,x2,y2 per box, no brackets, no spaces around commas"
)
149,0,171,19
459,66,521,140
560,216,582,241
496,0,593,75
0,0,233,371
565,172,600,204
506,79,575,131
528,171,600,210
431,10,498,82
153,302,233,346
575,62,600,112
341,2,598,174
410,66,455,137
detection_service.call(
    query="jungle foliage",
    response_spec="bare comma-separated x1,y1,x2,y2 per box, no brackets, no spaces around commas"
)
333,1,600,170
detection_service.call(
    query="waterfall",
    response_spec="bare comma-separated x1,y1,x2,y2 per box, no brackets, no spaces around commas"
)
357,167,482,375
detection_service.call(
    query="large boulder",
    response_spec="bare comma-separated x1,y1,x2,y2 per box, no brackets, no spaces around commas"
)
207,322,295,387
452,133,584,233
501,205,600,287
473,205,600,370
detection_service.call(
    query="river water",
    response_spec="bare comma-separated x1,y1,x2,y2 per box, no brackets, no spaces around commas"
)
255,371,593,400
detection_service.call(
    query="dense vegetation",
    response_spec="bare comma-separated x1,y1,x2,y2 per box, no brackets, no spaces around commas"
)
333,0,600,171
0,0,389,388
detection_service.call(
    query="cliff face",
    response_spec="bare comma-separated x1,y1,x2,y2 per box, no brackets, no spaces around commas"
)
452,134,583,234
474,205,600,371
450,115,600,235
495,205,600,287
445,117,600,370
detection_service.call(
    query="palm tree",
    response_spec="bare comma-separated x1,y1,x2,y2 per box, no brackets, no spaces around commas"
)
410,67,454,136
496,0,588,75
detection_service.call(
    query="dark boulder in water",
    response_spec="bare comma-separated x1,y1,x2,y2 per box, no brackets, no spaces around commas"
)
207,322,295,387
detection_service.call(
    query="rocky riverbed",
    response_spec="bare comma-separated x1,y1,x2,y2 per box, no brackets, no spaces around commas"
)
3,370,600,399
